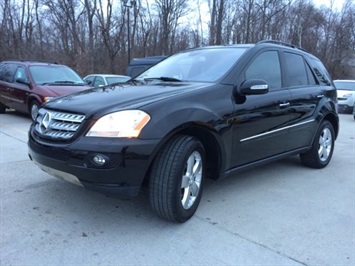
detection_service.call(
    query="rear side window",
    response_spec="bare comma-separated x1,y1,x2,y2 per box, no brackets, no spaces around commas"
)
284,52,315,86
285,53,308,86
0,63,17,83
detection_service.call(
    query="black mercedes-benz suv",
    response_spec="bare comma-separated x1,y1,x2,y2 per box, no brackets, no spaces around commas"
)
28,41,339,223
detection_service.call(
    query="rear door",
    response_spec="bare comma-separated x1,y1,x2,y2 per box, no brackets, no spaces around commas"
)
283,51,328,150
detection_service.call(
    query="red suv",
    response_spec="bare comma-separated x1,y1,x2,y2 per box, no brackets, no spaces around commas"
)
0,60,90,120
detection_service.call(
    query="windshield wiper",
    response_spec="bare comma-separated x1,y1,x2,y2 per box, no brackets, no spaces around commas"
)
54,80,76,84
41,81,85,85
144,77,182,82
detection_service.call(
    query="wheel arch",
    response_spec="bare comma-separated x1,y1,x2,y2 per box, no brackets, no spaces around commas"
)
145,123,223,184
27,94,42,113
322,112,339,140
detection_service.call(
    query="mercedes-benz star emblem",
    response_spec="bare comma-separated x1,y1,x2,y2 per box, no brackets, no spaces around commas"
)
39,112,52,133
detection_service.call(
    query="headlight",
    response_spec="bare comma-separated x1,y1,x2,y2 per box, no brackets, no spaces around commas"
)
86,110,150,138
44,96,54,102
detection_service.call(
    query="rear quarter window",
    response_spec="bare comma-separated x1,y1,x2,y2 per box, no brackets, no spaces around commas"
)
310,58,332,86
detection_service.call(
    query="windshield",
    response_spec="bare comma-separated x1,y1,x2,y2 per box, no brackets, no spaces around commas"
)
29,65,85,85
334,81,355,91
137,47,248,82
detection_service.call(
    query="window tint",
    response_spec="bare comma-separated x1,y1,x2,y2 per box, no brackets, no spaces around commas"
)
284,52,308,86
0,63,17,83
245,51,281,89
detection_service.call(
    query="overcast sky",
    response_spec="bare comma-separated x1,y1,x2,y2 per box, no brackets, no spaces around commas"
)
312,0,345,10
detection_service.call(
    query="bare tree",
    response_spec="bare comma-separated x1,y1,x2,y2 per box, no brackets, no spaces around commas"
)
96,0,124,73
154,0,190,55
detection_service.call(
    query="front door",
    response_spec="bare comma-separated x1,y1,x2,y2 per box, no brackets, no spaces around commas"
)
230,50,291,167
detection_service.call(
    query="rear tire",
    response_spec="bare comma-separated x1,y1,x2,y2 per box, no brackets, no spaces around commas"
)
149,135,205,223
300,120,335,168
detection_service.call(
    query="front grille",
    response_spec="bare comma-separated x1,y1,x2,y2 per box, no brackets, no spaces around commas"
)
34,108,86,140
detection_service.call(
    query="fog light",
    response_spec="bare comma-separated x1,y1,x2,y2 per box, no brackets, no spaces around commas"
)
92,154,106,166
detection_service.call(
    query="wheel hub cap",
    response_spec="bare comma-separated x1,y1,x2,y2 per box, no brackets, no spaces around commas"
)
181,151,202,210
318,127,332,162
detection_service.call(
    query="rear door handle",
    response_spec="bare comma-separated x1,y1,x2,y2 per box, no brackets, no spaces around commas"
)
317,94,324,98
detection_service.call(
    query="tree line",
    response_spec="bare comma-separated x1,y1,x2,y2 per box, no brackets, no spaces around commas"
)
1,0,354,78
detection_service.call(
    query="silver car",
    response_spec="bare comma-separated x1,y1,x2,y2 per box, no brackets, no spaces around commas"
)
334,80,355,113
84,74,131,88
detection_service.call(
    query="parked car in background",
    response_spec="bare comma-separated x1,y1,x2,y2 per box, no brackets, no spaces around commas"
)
83,74,131,88
28,41,339,223
0,60,90,120
126,56,167,77
333,79,355,113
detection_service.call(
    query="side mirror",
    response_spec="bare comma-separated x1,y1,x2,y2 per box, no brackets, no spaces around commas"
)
85,80,92,85
238,79,269,96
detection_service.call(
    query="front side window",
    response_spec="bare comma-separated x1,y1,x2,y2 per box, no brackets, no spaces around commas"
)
14,66,29,83
93,77,105,87
137,47,248,83
245,51,282,89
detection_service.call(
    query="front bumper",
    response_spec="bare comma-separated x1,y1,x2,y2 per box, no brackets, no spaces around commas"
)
28,131,160,199
337,104,354,113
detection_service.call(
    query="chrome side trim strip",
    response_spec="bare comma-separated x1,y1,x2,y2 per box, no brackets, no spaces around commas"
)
240,119,315,143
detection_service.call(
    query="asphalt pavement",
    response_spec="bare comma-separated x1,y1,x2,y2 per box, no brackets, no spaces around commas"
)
0,111,354,266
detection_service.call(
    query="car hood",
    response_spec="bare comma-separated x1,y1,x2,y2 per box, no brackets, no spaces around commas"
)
40,84,90,97
44,82,211,116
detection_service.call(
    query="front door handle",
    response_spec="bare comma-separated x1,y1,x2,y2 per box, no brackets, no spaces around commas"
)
279,102,290,108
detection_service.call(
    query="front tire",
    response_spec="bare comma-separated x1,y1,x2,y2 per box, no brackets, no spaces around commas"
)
30,100,40,121
149,135,205,223
300,120,335,168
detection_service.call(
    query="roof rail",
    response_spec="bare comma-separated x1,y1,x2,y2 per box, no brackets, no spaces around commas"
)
257,40,309,53
5,59,59,64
